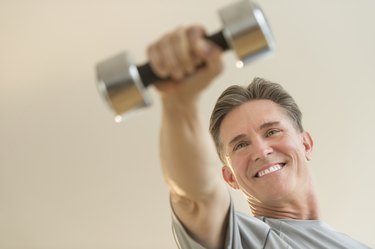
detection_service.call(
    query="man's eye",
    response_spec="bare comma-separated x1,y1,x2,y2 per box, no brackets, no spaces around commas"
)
266,129,280,137
234,142,249,151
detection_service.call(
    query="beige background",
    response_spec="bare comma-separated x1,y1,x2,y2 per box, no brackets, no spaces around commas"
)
1,0,374,248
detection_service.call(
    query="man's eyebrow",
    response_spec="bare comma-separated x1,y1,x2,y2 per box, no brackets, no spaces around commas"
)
227,121,281,147
228,134,247,147
258,121,280,131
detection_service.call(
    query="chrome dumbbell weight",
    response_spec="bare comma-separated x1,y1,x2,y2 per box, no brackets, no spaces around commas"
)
96,0,275,122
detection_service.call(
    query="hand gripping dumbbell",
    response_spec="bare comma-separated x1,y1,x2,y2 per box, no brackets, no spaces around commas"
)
96,0,275,122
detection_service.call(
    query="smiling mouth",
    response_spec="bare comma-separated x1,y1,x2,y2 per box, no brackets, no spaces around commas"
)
255,163,286,178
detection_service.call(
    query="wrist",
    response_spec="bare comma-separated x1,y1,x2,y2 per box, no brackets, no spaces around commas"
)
161,94,199,111
161,95,203,124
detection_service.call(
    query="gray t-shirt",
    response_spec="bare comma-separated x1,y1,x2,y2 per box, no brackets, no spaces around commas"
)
172,200,371,249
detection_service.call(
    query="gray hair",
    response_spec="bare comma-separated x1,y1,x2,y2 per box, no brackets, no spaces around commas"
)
209,77,303,162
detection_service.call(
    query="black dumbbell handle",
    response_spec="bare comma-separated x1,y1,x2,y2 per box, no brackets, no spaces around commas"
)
137,30,230,87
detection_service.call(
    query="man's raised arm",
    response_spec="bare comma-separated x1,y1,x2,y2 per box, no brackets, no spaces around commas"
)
148,26,230,249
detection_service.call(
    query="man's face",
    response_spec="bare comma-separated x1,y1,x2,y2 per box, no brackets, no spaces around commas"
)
220,99,313,206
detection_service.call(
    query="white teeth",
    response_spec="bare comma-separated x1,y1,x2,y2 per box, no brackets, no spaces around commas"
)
257,164,283,177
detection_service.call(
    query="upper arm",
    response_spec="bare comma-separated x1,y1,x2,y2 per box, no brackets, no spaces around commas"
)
171,181,231,249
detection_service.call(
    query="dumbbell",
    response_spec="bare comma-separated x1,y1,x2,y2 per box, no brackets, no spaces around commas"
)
96,0,275,122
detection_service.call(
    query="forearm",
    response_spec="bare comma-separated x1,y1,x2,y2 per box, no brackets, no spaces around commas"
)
159,97,222,200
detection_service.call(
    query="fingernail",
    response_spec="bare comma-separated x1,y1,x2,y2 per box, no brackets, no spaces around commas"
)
197,40,211,54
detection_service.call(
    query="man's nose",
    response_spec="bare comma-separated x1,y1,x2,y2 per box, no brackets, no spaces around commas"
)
251,138,273,162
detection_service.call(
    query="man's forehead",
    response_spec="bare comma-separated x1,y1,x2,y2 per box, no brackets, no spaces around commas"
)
222,100,284,126
219,100,288,141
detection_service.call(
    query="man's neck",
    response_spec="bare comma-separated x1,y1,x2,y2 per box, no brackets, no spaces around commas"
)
248,188,321,220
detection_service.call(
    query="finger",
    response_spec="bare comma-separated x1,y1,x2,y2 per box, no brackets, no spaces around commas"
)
148,31,185,80
159,32,185,81
187,26,211,63
147,42,168,78
205,44,224,76
172,27,195,75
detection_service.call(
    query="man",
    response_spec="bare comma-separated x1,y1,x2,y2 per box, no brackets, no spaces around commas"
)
147,25,371,248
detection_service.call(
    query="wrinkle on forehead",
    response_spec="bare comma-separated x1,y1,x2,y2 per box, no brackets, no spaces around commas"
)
220,100,281,134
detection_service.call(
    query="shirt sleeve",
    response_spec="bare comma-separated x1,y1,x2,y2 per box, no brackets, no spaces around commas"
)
171,209,207,249
170,196,270,249
169,195,232,249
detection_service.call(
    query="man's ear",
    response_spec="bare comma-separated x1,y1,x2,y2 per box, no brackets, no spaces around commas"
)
302,131,314,161
222,165,240,190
